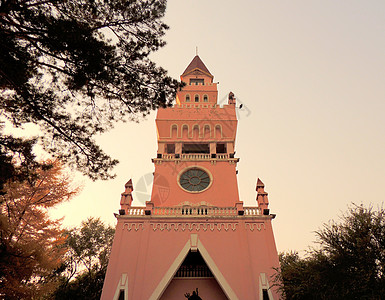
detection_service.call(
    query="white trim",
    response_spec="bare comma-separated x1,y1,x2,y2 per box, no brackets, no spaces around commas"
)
113,273,128,300
259,272,274,300
190,233,198,251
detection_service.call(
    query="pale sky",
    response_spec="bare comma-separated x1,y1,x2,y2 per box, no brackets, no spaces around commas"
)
49,0,385,253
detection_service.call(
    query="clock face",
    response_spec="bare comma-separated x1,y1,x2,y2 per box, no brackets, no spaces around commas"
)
179,168,211,192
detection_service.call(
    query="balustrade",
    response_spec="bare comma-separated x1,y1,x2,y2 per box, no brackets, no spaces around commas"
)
152,206,237,216
126,208,145,215
180,154,211,160
161,153,230,160
124,206,261,217
175,265,213,278
244,207,261,215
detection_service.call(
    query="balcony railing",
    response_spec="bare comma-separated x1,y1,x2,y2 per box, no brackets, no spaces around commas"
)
126,208,145,215
156,153,237,161
244,207,261,216
124,206,262,217
181,153,211,160
153,206,238,216
175,265,213,278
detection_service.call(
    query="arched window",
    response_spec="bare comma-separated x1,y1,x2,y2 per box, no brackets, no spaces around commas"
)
171,124,178,138
203,95,208,102
194,95,199,102
182,125,189,139
215,125,222,138
185,94,190,102
204,125,211,139
193,125,199,139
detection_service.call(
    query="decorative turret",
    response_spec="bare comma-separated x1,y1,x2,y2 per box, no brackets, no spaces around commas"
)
120,179,134,213
256,178,269,214
228,91,236,105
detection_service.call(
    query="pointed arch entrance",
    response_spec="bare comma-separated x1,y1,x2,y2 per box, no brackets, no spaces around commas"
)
150,235,238,300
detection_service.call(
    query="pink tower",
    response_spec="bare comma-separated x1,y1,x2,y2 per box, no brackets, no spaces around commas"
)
101,56,280,300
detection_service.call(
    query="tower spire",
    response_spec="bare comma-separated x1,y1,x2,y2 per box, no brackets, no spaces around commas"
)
181,55,213,78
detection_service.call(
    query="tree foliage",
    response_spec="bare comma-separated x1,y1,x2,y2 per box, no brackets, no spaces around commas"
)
53,217,115,300
0,160,80,299
275,204,385,300
0,129,39,195
0,0,181,181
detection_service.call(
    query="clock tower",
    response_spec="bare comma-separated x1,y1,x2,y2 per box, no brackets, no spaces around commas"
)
102,56,280,300
151,55,239,207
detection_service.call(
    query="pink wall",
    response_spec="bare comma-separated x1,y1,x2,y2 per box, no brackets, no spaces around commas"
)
150,161,239,207
156,106,237,141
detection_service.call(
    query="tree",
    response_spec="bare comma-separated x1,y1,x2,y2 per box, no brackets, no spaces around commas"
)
275,204,385,300
0,130,39,195
52,217,115,300
0,160,80,299
0,0,182,181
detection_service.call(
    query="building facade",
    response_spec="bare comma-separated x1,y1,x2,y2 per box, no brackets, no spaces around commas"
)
101,56,280,300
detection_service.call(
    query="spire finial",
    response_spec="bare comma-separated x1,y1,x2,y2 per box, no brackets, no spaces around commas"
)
196,46,198,56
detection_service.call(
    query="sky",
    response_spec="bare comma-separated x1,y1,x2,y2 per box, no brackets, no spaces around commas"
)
49,0,385,253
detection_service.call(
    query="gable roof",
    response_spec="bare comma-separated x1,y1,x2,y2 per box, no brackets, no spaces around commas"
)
182,55,213,77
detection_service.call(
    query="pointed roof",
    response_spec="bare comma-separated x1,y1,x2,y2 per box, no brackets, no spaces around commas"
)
125,179,133,189
182,55,213,77
256,178,265,188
